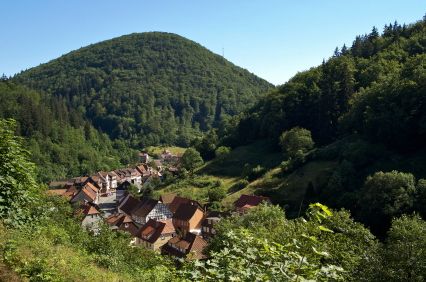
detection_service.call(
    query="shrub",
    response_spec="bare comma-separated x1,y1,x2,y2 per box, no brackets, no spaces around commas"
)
279,127,314,158
215,146,231,159
229,179,249,193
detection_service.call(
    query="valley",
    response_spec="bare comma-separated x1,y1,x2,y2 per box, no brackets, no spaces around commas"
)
1,11,426,282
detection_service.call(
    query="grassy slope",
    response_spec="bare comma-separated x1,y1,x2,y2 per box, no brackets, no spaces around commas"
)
157,141,337,213
145,146,186,157
157,140,338,214
156,140,282,203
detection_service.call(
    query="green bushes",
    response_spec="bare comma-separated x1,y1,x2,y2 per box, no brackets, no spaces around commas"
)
229,179,249,192
242,164,267,181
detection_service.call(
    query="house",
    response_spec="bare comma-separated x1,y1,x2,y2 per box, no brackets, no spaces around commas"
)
172,202,205,236
160,150,180,164
116,181,131,203
70,182,99,204
234,194,271,213
108,171,118,190
136,219,176,251
117,194,140,215
201,211,226,239
135,164,149,175
77,203,102,232
161,232,208,260
130,197,173,226
114,168,143,187
139,152,150,164
87,172,111,194
72,176,89,187
168,196,202,214
106,214,139,243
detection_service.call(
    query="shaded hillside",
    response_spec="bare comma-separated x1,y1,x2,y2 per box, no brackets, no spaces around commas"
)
0,81,136,182
14,32,273,147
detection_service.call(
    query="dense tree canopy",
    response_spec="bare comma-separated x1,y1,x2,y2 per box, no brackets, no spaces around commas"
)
279,127,314,158
14,32,272,147
181,147,204,173
0,82,134,182
229,19,426,150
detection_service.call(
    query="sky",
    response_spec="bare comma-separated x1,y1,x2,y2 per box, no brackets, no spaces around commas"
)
1,1,425,85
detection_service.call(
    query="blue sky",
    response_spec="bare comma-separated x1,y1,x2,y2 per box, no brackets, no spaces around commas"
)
1,1,425,85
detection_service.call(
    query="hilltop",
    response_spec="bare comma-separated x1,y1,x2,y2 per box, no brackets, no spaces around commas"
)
14,32,273,147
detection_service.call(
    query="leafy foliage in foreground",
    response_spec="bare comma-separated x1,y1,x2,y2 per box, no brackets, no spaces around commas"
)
0,119,41,226
187,204,378,281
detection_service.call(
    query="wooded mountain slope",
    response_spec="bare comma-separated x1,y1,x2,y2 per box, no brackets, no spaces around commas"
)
231,20,426,150
0,81,136,182
14,32,273,147
207,18,426,236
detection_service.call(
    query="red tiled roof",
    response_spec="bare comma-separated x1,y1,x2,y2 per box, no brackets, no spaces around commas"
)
234,194,270,209
106,214,123,225
162,219,175,234
85,182,99,193
81,186,97,202
75,203,100,219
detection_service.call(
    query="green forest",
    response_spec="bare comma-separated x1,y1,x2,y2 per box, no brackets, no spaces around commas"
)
0,81,137,182
14,32,272,147
1,14,426,282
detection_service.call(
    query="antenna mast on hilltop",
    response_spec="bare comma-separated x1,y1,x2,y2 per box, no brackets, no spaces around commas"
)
222,47,225,58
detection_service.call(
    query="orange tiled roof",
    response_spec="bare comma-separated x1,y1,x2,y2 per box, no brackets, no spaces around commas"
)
161,219,175,234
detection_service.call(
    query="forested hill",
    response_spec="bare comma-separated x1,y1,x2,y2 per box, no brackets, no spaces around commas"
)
235,19,426,149
14,32,273,147
207,18,426,236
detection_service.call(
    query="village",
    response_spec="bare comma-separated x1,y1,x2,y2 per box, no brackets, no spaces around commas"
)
47,149,270,260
